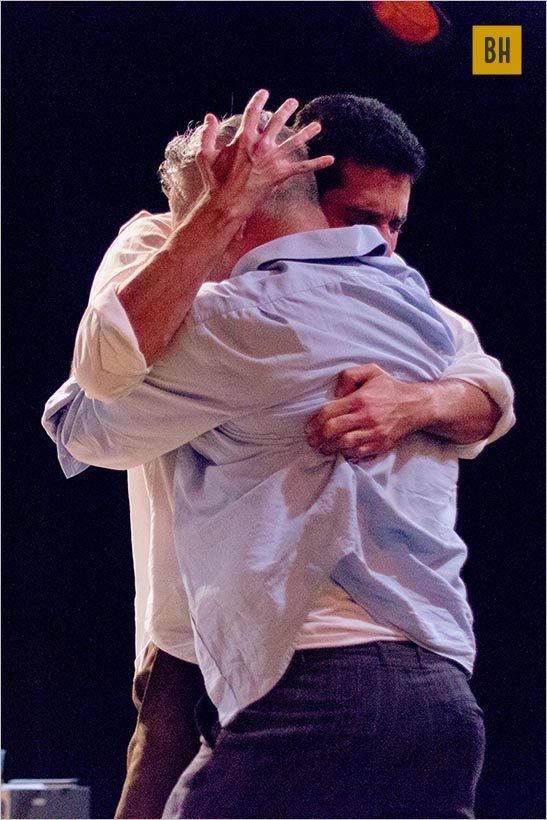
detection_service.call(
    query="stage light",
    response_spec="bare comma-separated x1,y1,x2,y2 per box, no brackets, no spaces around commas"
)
369,1,450,45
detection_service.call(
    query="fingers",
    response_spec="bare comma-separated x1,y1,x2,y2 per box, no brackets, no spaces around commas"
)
274,121,330,166
238,89,270,140
261,97,299,144
195,114,220,187
306,393,364,441
319,430,393,460
306,155,336,171
230,91,336,178
344,442,391,461
288,156,335,177
278,119,321,150
268,153,335,185
275,120,335,171
317,429,372,454
306,404,365,448
335,364,383,398
199,114,219,163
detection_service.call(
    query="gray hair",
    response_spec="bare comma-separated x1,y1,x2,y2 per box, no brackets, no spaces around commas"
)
158,112,319,221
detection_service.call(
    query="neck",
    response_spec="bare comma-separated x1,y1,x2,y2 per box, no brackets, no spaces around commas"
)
248,204,329,247
217,204,330,277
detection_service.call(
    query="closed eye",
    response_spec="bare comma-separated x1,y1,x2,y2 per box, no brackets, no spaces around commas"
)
345,209,383,227
389,217,406,233
345,209,407,233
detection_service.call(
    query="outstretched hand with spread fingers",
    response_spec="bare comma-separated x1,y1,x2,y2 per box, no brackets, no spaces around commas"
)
194,89,334,216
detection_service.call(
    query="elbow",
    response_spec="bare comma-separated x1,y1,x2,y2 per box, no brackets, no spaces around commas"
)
72,307,148,404
482,397,503,439
460,397,503,444
71,361,144,405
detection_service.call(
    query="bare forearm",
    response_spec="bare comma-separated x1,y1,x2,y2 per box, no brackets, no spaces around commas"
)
117,192,244,364
418,378,501,444
117,92,332,366
306,366,503,459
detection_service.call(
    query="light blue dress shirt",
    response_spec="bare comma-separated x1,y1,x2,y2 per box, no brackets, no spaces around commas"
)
44,226,476,726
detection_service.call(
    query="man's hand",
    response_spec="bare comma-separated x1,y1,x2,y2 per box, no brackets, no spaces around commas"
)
195,89,334,218
305,365,432,459
305,364,502,459
116,90,333,368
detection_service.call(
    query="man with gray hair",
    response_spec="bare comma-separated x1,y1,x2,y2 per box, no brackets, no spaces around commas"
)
45,91,513,817
160,111,320,226
55,95,340,819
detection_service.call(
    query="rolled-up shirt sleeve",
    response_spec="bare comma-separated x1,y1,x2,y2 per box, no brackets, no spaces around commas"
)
72,211,172,403
44,313,274,472
434,300,516,459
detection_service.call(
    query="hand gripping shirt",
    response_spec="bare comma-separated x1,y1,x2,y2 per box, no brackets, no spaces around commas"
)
46,226,484,724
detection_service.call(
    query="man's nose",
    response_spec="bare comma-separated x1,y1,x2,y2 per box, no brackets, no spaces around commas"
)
377,224,396,256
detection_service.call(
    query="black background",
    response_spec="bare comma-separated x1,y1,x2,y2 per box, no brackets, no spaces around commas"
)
3,3,545,818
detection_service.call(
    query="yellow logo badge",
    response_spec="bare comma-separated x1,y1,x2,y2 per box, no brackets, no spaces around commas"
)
472,26,522,75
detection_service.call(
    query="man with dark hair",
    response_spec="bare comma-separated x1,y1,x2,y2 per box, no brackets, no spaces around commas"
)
297,93,512,460
294,95,422,267
295,94,422,267
44,91,514,817
298,93,426,188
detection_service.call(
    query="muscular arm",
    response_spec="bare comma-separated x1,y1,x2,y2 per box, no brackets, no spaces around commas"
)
116,192,247,365
306,366,501,460
306,306,515,459
418,378,500,442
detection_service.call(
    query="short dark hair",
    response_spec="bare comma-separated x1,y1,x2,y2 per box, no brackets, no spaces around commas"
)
295,94,426,195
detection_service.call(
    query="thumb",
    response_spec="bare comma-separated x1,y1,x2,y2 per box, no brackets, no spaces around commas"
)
335,364,382,398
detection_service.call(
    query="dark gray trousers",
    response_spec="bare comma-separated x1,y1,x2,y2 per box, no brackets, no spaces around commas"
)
167,642,485,819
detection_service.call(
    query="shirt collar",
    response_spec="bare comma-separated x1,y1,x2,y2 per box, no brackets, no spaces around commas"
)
230,225,390,279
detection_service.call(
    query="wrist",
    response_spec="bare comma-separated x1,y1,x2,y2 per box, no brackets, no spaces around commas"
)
419,379,475,439
172,189,246,235
405,381,439,433
205,189,253,225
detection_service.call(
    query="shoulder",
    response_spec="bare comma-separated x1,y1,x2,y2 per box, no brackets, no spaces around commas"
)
393,252,476,336
89,211,172,299
189,268,294,326
431,299,476,335
117,211,172,244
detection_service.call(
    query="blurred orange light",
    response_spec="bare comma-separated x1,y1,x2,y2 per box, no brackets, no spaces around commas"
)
370,1,441,44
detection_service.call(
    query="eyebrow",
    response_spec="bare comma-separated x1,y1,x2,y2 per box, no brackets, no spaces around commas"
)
346,208,407,229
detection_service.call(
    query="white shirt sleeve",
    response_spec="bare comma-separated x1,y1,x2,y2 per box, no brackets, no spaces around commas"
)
72,211,172,403
434,300,516,459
